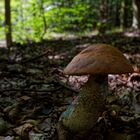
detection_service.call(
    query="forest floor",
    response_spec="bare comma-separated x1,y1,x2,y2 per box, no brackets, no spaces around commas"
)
0,33,140,140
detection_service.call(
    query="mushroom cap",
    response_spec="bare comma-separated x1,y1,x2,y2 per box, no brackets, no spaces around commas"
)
64,44,133,75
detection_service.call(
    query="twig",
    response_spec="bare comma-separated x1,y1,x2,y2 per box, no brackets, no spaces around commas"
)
20,50,52,64
0,87,61,93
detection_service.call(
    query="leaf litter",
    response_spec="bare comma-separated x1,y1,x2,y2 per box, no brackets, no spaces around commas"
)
0,34,140,139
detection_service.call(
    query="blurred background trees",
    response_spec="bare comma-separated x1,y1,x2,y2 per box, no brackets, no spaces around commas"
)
1,0,140,43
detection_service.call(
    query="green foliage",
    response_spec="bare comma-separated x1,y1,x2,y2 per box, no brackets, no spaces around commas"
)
0,2,5,39
0,0,133,43
46,2,92,32
11,0,47,42
1,0,100,42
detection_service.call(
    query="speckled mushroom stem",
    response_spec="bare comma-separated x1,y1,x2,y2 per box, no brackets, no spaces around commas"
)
82,74,108,97
57,74,108,136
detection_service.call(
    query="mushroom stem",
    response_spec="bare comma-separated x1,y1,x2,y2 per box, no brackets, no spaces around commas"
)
59,75,107,134
82,74,108,97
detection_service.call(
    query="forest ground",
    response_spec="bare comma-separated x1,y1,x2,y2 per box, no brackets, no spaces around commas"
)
0,32,140,140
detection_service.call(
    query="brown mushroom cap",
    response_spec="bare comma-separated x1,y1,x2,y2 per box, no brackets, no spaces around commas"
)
64,44,133,75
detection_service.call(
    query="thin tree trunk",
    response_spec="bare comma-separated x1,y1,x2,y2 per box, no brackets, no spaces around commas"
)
39,0,47,39
132,0,140,29
98,0,106,34
99,0,106,21
115,1,121,27
5,0,12,52
120,0,129,29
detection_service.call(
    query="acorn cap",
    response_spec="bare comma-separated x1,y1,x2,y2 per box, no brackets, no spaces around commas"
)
64,44,133,75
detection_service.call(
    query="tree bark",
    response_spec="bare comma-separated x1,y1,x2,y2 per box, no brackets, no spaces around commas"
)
120,0,129,29
132,0,140,29
98,0,106,34
115,1,121,27
5,0,12,50
99,0,106,21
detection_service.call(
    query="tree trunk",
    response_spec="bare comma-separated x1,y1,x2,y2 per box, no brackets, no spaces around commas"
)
39,0,47,39
99,0,106,21
132,0,140,29
120,0,129,29
5,0,12,51
115,1,121,27
98,0,106,34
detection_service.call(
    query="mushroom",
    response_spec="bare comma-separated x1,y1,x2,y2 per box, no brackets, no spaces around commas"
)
58,44,133,139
